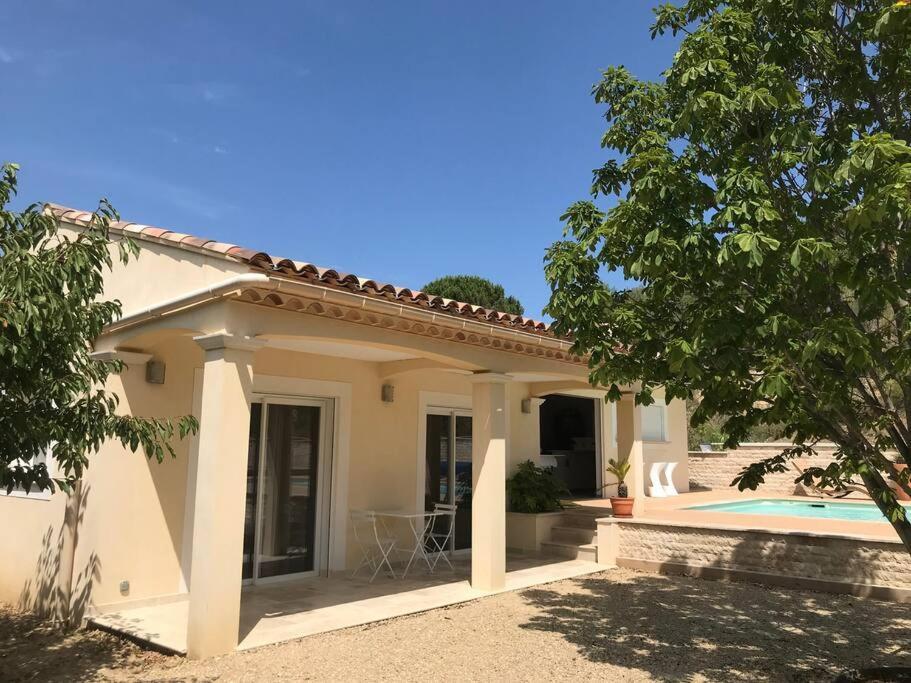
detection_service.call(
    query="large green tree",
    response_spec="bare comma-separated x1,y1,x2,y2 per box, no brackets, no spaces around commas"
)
544,1,911,550
0,163,197,494
422,274,525,315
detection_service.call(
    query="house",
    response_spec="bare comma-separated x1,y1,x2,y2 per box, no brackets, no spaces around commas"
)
0,205,688,658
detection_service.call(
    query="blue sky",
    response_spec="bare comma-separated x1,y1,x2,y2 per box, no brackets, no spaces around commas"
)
4,1,681,318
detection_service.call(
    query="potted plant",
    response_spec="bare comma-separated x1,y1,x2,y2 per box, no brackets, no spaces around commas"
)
506,460,569,514
505,460,570,552
605,456,634,517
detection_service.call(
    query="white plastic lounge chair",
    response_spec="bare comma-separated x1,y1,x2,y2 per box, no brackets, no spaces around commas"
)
663,462,679,496
648,462,667,497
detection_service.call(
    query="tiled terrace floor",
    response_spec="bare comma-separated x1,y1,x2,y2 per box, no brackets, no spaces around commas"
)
90,552,604,654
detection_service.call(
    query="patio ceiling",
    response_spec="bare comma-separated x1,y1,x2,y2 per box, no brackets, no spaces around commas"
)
262,337,418,362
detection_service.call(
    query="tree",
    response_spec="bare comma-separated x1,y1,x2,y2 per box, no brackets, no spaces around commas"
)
422,274,525,315
0,163,197,495
544,1,911,551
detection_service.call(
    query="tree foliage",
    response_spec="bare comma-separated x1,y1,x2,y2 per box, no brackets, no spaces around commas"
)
0,163,197,494
422,274,525,315
544,1,911,549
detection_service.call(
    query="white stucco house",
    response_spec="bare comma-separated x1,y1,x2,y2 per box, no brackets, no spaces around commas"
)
0,205,688,657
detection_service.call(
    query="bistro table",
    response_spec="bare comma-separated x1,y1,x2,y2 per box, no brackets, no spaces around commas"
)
373,510,440,578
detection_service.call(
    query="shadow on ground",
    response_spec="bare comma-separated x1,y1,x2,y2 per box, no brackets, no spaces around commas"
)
520,570,911,681
0,605,170,683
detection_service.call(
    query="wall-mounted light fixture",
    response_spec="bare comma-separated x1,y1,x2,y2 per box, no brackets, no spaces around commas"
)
145,360,166,385
381,383,395,403
521,398,532,414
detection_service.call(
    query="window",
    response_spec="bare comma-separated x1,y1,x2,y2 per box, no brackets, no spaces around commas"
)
641,401,667,442
2,447,53,501
611,402,618,448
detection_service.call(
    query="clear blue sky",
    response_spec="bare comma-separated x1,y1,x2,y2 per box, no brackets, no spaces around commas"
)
4,1,681,318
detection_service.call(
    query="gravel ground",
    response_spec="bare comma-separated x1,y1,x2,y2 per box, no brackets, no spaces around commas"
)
2,568,910,682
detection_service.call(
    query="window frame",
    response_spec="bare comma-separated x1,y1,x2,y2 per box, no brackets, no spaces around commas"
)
641,400,668,443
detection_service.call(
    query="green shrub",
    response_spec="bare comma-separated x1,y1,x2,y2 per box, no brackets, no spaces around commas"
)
506,460,568,513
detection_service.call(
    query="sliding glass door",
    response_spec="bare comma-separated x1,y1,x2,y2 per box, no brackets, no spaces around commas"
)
424,409,472,550
243,398,332,582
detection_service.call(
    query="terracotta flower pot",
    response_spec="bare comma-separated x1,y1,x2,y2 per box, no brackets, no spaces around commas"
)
610,496,635,518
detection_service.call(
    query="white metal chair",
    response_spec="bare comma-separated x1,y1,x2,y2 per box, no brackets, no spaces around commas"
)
662,462,679,496
350,510,397,582
648,462,667,497
425,503,457,571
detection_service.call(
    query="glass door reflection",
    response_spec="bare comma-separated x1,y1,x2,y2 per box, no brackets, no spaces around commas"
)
243,399,330,582
424,409,472,551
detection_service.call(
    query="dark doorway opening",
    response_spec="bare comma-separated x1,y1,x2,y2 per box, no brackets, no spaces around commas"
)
539,394,598,497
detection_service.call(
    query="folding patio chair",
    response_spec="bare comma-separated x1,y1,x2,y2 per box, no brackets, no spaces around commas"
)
425,503,457,571
350,510,397,582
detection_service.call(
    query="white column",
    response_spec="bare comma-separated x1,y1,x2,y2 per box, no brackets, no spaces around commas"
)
469,372,511,591
186,333,259,659
617,393,645,515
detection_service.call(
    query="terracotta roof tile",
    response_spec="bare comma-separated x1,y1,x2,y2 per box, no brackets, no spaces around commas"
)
45,203,553,335
179,236,215,249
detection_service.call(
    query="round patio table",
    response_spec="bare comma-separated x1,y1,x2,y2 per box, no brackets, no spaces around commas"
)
373,510,440,578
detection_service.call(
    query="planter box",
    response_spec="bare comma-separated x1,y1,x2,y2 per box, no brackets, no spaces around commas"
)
506,511,566,553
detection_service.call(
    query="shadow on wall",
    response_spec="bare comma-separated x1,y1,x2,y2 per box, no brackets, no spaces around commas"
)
624,524,908,596
519,562,911,681
17,485,100,625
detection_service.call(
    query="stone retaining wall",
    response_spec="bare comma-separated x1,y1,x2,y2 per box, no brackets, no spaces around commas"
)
597,518,911,601
688,443,839,495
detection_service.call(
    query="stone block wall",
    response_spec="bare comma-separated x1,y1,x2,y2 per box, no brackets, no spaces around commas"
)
615,522,911,589
596,519,911,599
688,443,839,495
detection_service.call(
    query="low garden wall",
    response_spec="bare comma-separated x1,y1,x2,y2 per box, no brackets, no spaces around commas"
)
597,517,911,601
506,511,566,553
688,443,840,495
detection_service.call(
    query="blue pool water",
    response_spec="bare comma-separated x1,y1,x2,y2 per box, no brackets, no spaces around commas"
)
686,498,896,522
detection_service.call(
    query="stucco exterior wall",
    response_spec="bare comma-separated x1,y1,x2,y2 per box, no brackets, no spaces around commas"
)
0,492,69,615
56,223,251,316
0,334,198,613
643,393,689,493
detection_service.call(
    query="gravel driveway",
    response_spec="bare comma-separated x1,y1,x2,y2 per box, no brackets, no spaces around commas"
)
3,568,910,682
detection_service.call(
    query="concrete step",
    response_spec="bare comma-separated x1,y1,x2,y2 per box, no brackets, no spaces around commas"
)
540,540,598,562
550,525,596,545
561,513,602,530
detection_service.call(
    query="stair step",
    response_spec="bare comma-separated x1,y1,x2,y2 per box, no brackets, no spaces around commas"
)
561,514,600,530
550,525,596,544
540,540,598,562
565,505,612,516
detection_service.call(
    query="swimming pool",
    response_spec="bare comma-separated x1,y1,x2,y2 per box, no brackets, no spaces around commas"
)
685,498,897,522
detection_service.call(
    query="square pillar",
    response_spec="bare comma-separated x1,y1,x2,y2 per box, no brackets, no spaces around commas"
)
469,372,511,591
617,394,645,515
186,333,259,659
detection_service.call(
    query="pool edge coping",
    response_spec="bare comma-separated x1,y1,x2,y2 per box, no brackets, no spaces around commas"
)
595,514,905,545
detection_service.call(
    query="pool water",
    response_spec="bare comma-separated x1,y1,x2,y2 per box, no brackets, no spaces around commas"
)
686,498,897,522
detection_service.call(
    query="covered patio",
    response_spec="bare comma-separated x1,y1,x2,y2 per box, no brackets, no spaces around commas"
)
90,552,604,654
